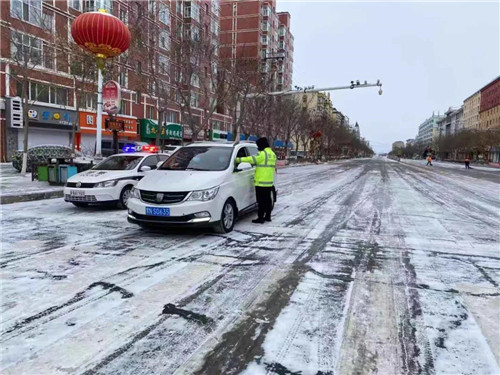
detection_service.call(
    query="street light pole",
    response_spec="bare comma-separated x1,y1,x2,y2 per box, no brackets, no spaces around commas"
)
96,67,103,159
233,79,383,145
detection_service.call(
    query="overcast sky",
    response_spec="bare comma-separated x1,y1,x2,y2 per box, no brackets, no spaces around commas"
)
276,1,500,153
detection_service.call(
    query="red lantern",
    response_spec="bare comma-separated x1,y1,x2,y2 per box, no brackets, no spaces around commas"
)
71,11,130,59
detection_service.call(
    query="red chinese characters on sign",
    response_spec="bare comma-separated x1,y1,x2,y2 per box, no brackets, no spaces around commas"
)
102,81,121,115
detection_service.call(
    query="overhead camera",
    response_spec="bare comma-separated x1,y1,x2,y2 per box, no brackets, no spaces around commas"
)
356,80,360,85
378,89,383,95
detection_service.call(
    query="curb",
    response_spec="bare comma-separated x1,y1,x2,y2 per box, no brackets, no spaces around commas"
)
1,190,64,205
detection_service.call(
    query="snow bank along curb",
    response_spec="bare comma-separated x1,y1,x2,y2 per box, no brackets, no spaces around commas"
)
0,190,64,205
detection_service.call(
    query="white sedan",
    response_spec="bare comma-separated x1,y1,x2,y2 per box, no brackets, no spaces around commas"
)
64,152,170,209
127,141,276,233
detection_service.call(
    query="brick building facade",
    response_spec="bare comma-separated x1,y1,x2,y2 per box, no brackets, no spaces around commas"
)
1,0,232,161
479,76,500,130
219,0,293,91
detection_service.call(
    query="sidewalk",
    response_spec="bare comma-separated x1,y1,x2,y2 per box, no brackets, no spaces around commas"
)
401,159,500,172
0,163,64,205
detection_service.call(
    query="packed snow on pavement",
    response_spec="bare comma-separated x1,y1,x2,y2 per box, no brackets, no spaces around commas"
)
1,158,499,375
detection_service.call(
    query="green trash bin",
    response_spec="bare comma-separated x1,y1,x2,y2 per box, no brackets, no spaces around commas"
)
37,166,49,181
48,165,59,184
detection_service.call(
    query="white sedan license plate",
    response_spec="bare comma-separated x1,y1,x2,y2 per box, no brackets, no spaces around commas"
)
146,207,170,217
70,190,85,197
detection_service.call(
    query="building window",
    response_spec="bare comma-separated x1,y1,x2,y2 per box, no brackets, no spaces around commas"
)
159,2,170,24
159,31,170,50
261,35,268,45
176,0,183,15
191,74,200,88
190,93,199,108
261,22,270,32
147,106,155,119
187,2,199,21
70,0,81,10
119,9,128,23
211,0,219,16
11,0,42,26
42,42,55,69
210,19,218,35
83,0,112,13
118,71,128,87
26,81,68,105
279,26,286,36
11,31,42,65
120,99,129,115
261,5,270,16
191,26,200,41
135,90,141,104
148,0,156,16
159,55,168,74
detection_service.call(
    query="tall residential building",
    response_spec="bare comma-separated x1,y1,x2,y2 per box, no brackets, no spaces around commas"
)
219,0,294,91
0,0,231,161
438,107,464,138
416,113,444,146
479,76,500,130
463,90,481,130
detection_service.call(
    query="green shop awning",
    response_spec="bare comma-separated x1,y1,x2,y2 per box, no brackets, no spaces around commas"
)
139,119,183,140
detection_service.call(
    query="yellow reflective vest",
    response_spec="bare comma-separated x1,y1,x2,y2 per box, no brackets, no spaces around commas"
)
237,147,277,187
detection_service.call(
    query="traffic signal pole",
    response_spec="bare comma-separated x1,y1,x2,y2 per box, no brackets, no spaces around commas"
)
234,80,383,144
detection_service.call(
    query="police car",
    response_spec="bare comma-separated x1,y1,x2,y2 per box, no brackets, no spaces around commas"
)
64,147,170,209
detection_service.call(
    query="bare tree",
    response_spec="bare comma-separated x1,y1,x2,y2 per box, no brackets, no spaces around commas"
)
56,26,97,157
7,3,57,172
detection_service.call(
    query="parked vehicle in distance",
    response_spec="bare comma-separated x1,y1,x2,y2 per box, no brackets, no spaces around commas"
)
64,151,170,209
127,142,264,233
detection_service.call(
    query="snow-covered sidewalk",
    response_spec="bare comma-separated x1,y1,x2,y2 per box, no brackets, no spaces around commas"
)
401,158,500,172
0,163,63,204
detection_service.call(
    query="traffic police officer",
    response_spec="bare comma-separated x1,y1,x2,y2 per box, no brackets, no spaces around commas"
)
235,137,277,223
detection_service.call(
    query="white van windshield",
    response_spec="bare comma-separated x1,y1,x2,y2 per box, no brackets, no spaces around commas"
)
159,147,232,171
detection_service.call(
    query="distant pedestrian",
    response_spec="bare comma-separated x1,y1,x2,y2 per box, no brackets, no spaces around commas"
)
465,157,471,169
426,156,433,166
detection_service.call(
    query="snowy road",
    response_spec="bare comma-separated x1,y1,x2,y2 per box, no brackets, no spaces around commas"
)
1,158,499,375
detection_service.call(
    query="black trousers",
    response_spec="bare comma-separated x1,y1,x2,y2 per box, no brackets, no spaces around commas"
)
255,186,273,219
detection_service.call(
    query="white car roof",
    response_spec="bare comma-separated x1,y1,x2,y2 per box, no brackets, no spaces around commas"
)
114,152,170,157
185,141,256,148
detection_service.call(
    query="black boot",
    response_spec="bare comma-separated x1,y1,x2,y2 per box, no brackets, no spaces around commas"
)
265,216,272,222
252,218,265,224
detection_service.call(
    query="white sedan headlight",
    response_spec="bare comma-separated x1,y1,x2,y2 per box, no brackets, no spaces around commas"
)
187,186,219,202
130,187,141,199
94,180,118,188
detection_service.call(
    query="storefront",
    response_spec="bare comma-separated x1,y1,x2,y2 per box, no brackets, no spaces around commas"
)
139,119,183,145
78,111,138,156
208,129,229,141
16,105,78,150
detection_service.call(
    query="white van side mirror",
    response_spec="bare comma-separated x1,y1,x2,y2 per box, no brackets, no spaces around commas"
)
236,162,252,171
140,166,152,172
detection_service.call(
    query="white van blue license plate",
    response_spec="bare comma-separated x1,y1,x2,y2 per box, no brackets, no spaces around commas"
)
146,207,170,217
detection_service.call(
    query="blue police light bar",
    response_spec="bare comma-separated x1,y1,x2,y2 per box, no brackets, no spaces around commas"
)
123,144,136,153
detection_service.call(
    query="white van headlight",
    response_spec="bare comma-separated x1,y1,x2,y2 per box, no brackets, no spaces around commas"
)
187,186,219,201
130,187,141,199
94,180,118,188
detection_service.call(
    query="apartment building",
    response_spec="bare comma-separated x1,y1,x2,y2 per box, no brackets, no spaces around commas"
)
479,76,500,130
0,0,231,161
219,0,293,91
416,113,444,146
463,90,481,130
